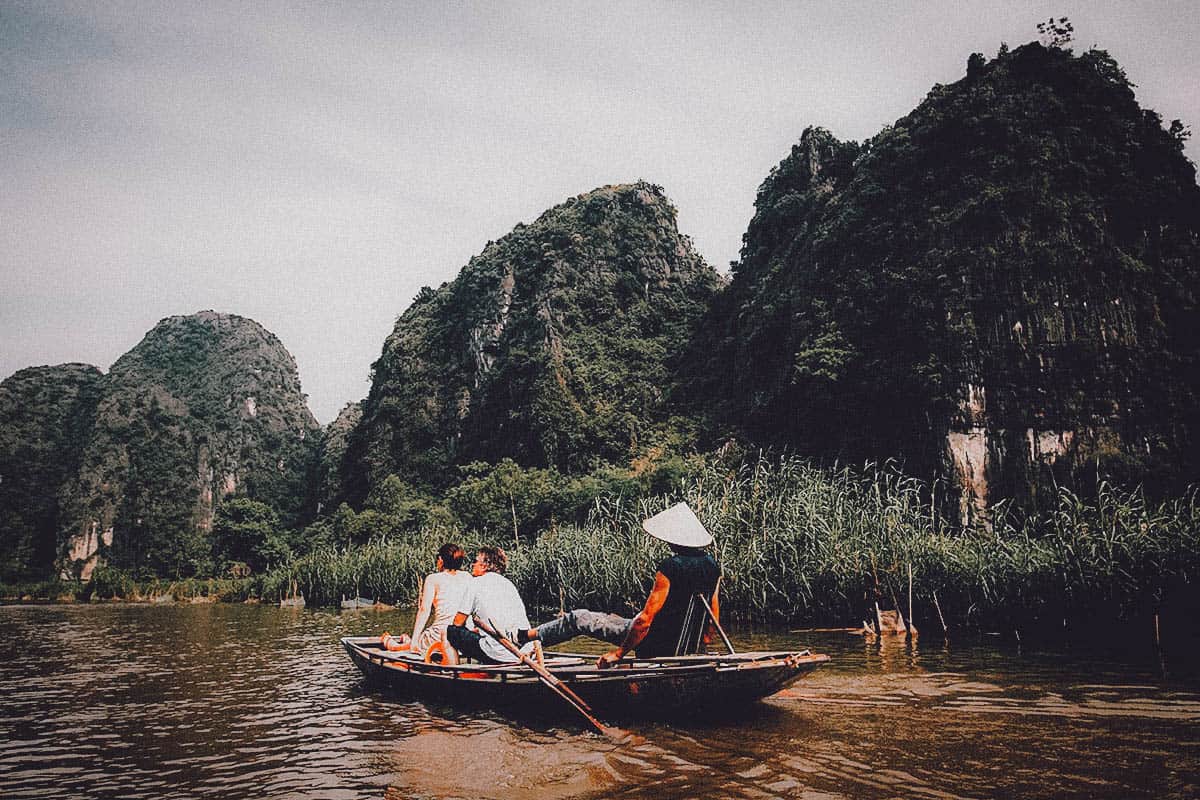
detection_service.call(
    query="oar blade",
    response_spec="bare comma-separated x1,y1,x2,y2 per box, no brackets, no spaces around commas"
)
473,615,612,736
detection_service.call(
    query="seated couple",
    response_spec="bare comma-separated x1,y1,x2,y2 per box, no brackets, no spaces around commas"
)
435,502,721,669
393,542,533,666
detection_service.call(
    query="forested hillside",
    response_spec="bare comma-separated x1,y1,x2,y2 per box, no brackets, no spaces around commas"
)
0,365,103,581
58,312,321,578
688,42,1200,517
342,182,723,501
314,402,361,513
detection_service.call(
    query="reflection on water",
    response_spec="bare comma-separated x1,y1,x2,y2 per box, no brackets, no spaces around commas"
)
1,604,1197,799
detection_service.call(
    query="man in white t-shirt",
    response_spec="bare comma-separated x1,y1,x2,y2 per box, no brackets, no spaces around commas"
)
446,546,535,664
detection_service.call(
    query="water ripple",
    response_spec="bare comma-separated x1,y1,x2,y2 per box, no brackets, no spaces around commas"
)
1,605,1197,799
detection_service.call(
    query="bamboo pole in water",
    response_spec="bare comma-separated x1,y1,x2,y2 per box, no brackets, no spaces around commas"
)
933,590,947,634
907,562,914,636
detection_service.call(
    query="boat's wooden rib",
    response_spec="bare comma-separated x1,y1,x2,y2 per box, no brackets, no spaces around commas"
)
341,635,829,718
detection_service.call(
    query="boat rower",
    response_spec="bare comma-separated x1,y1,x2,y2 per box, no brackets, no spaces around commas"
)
518,502,720,668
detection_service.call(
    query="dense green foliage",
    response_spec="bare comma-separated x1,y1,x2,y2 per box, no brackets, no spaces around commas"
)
689,42,1200,504
211,498,291,573
343,182,722,501
293,454,698,554
443,455,699,544
0,365,102,581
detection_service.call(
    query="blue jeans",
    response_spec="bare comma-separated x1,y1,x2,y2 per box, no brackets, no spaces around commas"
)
446,624,499,664
534,609,632,647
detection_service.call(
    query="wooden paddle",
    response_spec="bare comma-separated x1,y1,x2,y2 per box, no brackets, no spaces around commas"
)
472,615,615,738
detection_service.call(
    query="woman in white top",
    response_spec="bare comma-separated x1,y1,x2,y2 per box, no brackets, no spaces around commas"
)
409,543,471,653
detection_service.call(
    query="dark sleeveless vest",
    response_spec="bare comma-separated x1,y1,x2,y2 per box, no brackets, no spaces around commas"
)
635,550,720,658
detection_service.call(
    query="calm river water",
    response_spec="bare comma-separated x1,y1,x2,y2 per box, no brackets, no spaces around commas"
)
1,603,1197,799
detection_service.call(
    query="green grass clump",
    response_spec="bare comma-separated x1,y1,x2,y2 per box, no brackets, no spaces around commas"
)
659,458,1199,630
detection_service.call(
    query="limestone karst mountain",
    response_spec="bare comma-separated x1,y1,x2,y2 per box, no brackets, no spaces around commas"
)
56,311,321,577
689,42,1200,518
0,364,103,581
342,182,723,501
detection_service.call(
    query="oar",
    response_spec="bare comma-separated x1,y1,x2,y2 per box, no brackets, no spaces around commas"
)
472,615,615,738
694,593,736,654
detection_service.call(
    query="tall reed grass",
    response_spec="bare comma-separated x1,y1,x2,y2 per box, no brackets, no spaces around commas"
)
249,527,454,605
55,457,1195,635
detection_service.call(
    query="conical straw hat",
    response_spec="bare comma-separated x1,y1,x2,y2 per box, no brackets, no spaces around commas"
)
642,502,713,547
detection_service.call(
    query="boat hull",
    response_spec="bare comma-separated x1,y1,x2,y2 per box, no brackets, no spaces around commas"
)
341,636,828,718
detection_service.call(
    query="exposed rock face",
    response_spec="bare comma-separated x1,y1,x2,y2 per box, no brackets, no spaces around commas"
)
60,311,321,577
343,182,723,499
0,364,103,581
695,43,1200,518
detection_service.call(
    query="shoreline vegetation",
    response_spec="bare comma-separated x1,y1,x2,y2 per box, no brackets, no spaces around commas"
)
5,457,1197,643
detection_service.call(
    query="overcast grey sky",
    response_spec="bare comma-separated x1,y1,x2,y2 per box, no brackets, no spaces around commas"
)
3,1,1198,424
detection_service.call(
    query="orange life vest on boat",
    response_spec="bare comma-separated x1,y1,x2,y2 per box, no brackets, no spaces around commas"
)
380,632,410,651
423,640,458,665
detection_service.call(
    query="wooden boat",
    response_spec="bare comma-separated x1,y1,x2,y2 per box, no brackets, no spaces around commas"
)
341,635,829,717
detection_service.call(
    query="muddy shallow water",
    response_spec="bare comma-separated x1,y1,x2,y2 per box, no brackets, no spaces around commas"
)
1,603,1197,799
